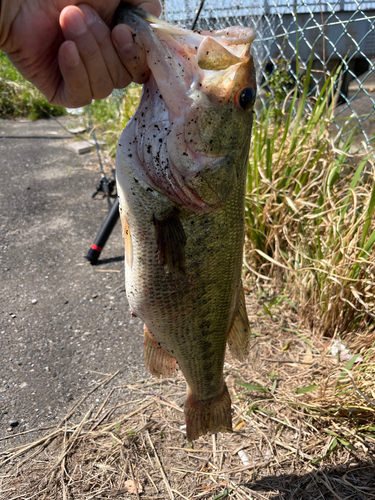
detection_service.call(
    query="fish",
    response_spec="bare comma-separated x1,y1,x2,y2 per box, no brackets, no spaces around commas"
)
115,4,256,441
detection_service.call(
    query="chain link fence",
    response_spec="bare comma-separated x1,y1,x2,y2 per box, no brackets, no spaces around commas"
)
163,0,375,150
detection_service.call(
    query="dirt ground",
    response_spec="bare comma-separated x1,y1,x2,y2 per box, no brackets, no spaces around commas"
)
0,117,148,448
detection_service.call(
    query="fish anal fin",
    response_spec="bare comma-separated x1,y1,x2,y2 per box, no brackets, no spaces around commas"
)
184,383,232,441
227,281,251,361
154,209,186,275
144,325,178,378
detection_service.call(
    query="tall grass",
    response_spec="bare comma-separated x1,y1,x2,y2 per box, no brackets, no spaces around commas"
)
246,59,375,338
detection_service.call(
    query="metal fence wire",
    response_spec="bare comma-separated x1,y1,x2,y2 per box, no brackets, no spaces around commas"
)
163,0,375,150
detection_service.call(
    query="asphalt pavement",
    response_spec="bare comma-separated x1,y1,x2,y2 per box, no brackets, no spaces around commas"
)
0,117,147,449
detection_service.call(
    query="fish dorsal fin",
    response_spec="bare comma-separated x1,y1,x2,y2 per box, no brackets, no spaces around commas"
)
227,281,251,361
197,36,242,70
154,209,186,275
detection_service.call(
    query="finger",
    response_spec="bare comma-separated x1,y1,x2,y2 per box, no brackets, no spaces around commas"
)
112,24,150,84
127,0,162,17
60,6,113,100
79,5,132,90
54,40,92,107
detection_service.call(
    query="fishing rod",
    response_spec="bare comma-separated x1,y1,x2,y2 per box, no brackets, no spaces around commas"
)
191,0,206,30
85,105,119,264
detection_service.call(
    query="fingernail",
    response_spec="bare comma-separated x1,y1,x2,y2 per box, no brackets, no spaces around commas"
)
113,27,135,51
62,41,80,68
65,10,87,36
81,7,96,26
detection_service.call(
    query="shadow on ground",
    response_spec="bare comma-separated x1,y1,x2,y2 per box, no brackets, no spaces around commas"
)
247,461,375,499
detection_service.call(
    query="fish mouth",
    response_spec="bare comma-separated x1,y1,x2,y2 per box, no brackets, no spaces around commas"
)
116,4,255,118
116,4,256,213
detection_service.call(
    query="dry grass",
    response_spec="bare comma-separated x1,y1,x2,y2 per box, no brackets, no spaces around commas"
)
1,294,375,499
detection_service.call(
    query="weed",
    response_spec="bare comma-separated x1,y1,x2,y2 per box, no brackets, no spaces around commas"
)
263,58,295,104
245,57,375,338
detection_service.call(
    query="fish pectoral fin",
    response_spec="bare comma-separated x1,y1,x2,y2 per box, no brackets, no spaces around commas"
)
154,209,186,275
227,281,251,361
184,384,232,441
144,325,179,378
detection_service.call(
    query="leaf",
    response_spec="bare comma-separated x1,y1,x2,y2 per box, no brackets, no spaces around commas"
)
234,420,245,431
235,381,269,393
324,430,338,437
212,489,233,500
361,174,375,248
263,303,272,317
311,438,338,463
339,353,363,379
345,353,362,370
271,379,278,394
259,407,275,415
255,249,291,270
340,156,369,220
282,342,291,351
295,384,318,394
337,438,356,451
124,479,143,494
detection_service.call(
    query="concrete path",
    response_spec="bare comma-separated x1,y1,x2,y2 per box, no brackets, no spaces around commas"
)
0,117,147,448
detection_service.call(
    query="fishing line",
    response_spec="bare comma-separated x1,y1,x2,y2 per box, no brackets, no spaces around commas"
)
86,105,104,173
86,105,116,211
191,0,207,30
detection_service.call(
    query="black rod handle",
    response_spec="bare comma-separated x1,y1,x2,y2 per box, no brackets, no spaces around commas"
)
86,197,120,264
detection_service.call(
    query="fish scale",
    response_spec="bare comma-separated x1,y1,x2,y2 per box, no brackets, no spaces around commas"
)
115,3,256,440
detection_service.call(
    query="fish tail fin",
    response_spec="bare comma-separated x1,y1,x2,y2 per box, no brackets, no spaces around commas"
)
144,325,179,378
227,281,251,361
184,384,232,441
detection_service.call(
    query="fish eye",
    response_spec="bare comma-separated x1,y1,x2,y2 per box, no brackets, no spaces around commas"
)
236,87,256,111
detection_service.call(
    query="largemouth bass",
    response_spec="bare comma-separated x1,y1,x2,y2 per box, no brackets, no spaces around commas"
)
115,4,256,441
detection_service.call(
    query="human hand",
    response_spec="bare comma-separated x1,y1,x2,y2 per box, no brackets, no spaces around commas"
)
0,0,161,107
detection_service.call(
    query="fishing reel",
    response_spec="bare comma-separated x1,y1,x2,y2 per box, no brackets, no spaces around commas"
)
91,175,116,199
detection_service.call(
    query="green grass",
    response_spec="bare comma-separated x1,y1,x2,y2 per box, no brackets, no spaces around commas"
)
245,58,375,338
0,52,66,120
